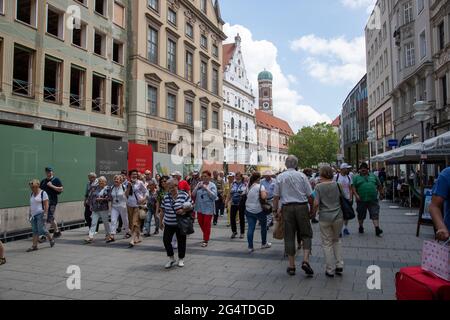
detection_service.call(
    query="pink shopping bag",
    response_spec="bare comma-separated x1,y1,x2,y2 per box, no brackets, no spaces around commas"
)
421,240,450,282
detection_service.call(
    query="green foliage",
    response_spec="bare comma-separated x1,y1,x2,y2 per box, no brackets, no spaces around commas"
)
288,122,339,168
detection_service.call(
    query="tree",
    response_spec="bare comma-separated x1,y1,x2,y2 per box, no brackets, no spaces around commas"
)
288,122,339,168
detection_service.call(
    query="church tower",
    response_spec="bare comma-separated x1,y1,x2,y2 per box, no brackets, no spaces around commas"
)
258,70,273,115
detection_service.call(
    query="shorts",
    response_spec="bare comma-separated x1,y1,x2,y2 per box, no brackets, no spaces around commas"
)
356,201,380,221
283,204,313,256
31,213,48,236
47,205,57,223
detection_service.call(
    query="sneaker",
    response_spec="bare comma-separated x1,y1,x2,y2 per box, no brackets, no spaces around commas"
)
53,231,62,239
335,268,344,275
375,227,384,237
301,261,314,277
343,228,350,236
248,248,255,254
178,259,185,268
231,232,237,239
165,259,176,269
261,243,272,249
359,226,364,234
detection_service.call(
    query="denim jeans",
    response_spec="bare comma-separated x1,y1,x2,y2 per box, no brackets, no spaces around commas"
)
31,213,48,236
143,208,159,234
246,211,268,249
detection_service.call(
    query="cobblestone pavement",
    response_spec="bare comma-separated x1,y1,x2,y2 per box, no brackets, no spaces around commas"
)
0,201,435,300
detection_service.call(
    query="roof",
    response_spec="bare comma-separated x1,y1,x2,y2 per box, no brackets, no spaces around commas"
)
258,70,273,81
331,116,341,127
222,43,236,72
255,109,294,136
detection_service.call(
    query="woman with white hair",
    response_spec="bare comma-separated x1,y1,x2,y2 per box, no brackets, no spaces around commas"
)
109,175,130,241
84,176,113,244
160,178,193,268
27,179,55,252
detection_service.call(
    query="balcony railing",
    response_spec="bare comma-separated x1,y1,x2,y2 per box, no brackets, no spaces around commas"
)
111,103,121,116
70,94,83,109
12,79,31,96
92,97,104,113
44,87,59,102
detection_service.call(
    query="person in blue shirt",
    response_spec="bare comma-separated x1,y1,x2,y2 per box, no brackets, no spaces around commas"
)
40,167,64,239
429,167,450,241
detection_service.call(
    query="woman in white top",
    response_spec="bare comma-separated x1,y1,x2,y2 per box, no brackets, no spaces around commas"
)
109,175,131,241
28,179,55,252
245,172,272,253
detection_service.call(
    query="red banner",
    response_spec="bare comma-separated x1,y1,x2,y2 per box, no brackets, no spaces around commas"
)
128,143,153,174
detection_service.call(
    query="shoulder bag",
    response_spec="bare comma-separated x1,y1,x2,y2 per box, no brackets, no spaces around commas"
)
259,184,273,215
337,183,355,221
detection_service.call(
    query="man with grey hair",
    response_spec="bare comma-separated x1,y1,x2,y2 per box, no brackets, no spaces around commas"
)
273,155,315,277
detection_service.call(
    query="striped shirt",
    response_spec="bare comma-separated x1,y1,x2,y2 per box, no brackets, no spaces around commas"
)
161,191,192,226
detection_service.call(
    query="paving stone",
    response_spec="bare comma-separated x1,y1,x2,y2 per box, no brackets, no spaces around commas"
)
208,286,239,298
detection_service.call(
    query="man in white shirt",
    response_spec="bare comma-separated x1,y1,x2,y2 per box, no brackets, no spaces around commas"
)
335,163,353,236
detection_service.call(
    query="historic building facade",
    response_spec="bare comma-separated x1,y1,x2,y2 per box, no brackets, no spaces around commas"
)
222,34,257,173
0,0,129,139
127,0,226,163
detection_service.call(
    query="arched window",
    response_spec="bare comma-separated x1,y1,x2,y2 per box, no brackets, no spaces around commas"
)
238,120,242,139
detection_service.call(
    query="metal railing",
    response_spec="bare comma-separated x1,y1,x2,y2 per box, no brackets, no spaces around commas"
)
92,97,104,113
111,103,120,116
70,93,83,109
43,86,59,102
12,79,31,96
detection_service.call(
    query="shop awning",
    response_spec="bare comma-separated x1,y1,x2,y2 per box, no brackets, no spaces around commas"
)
423,131,450,151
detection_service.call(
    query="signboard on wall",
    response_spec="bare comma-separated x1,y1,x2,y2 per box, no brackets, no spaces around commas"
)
128,143,153,173
96,139,128,183
153,152,184,177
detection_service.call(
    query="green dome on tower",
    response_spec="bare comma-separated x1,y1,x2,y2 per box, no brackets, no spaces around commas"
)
258,70,273,81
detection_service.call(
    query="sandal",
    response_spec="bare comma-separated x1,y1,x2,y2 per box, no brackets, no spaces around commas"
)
301,261,314,276
287,267,296,276
106,237,115,243
201,242,208,248
0,257,5,265
84,238,93,244
26,247,38,252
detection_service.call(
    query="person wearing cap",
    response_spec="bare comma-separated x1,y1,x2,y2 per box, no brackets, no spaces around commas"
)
352,163,384,237
335,163,354,236
261,170,276,229
40,167,64,239
212,170,225,225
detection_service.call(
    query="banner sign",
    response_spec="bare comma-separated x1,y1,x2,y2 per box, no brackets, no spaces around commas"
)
128,143,153,174
96,139,128,184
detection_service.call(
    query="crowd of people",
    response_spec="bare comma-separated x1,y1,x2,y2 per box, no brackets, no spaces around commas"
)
0,157,448,279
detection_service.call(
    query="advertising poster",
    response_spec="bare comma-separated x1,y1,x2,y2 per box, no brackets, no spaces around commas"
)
153,152,184,177
128,143,153,174
96,139,128,183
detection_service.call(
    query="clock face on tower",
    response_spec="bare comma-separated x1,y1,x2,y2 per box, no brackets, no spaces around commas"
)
263,102,270,109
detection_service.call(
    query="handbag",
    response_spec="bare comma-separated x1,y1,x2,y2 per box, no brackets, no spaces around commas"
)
259,185,272,215
177,212,195,236
337,184,355,221
273,214,284,240
421,240,450,281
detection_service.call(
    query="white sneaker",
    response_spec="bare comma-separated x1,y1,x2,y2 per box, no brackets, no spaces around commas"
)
248,248,255,253
165,259,176,269
178,259,185,267
261,243,272,249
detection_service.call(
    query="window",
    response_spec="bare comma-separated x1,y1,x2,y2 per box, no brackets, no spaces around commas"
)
168,8,176,26
200,0,207,14
382,23,387,41
185,51,193,82
167,93,176,121
384,49,388,68
404,1,413,25
43,56,62,103
113,40,123,64
92,74,105,113
95,0,106,16
212,68,219,95
0,0,4,14
72,22,87,48
419,30,426,59
111,81,123,116
200,61,208,90
13,45,34,96
405,42,415,67
212,110,219,129
201,35,208,49
70,65,85,109
46,6,64,39
212,44,218,58
167,38,176,73
417,0,424,14
186,23,193,38
113,2,125,28
16,0,37,27
439,22,445,51
384,109,392,135
94,30,106,57
201,106,207,131
147,85,157,116
185,100,193,126
147,27,158,64
376,115,383,139
442,75,448,107
148,0,158,12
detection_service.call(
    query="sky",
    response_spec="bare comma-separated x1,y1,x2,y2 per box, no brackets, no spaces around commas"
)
220,0,377,132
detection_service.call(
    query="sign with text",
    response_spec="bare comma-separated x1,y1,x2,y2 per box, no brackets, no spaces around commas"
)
96,139,128,183
128,143,153,174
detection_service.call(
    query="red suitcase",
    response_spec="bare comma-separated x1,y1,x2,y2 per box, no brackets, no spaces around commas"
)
396,266,450,300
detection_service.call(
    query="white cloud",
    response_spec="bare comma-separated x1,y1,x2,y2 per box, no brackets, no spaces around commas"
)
224,24,331,132
341,0,376,12
290,34,366,86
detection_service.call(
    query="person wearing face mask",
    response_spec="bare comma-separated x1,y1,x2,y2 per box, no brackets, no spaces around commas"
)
125,169,149,248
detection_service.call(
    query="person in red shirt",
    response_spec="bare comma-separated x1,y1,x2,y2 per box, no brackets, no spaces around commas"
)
171,171,191,195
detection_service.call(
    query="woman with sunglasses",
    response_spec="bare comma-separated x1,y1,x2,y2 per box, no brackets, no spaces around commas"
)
27,179,55,252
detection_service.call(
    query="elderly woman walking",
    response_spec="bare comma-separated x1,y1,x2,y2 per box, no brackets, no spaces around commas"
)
160,178,193,269
84,176,113,244
313,166,344,277
110,175,131,241
192,170,218,247
27,180,55,252
126,169,148,248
